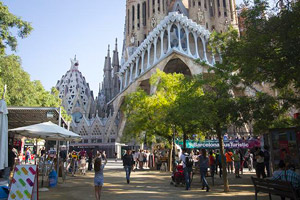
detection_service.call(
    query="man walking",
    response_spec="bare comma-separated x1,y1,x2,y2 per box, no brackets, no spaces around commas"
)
180,149,193,190
122,149,134,184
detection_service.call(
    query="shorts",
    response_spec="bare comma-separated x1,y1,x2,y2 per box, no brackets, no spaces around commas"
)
94,177,104,186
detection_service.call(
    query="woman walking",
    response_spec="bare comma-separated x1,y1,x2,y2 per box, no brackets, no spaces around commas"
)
199,149,210,192
94,153,107,200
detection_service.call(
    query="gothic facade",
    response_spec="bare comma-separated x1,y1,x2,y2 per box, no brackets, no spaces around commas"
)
56,0,241,156
55,40,121,157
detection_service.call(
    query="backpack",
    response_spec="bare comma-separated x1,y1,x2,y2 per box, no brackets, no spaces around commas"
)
185,155,193,168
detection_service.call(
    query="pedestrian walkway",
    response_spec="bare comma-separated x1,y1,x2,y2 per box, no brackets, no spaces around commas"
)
40,160,281,200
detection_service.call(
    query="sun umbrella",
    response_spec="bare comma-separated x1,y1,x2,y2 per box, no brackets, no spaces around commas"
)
9,121,81,141
0,100,8,170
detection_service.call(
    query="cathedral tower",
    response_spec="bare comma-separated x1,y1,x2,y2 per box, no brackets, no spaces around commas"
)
188,0,238,32
112,38,120,97
103,46,113,103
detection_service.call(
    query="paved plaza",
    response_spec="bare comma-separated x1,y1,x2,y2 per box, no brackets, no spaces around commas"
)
39,160,281,200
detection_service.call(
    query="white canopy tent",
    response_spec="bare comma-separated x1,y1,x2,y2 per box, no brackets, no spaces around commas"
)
0,100,8,170
9,121,82,188
9,121,81,141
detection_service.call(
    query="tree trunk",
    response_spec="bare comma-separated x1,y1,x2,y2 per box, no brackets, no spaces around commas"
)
217,128,230,192
168,140,173,172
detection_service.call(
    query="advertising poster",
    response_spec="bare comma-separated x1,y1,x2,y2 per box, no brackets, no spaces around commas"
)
9,165,38,200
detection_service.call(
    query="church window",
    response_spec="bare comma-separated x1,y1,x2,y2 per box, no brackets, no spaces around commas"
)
142,2,147,26
132,6,135,30
152,0,155,14
158,0,160,13
217,0,220,7
204,0,207,9
127,9,130,35
198,1,201,6
193,0,196,7
137,4,140,29
162,0,165,12
224,11,227,16
148,0,150,18
209,0,214,17
223,0,226,8
206,22,208,29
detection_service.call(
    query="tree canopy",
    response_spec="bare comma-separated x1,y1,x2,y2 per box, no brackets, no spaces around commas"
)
0,2,33,55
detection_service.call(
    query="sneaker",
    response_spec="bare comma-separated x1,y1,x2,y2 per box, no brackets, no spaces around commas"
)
206,186,210,192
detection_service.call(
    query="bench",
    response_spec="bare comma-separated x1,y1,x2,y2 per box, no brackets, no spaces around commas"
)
251,177,300,200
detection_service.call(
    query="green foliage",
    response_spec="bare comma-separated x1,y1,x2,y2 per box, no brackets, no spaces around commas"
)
210,1,300,108
0,2,33,55
0,55,71,122
122,70,194,145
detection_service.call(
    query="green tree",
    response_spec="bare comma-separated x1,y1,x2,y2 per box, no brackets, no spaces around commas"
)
0,2,33,55
210,1,300,108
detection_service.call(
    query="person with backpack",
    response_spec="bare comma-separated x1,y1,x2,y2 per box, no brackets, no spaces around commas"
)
180,148,193,190
94,153,107,200
122,149,134,184
199,149,210,192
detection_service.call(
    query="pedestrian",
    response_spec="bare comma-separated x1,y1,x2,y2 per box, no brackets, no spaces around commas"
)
208,151,215,180
199,149,210,192
145,150,150,169
255,147,266,178
180,149,193,190
272,160,300,199
114,152,118,162
225,149,233,174
80,156,87,175
232,150,241,178
122,149,134,184
94,153,107,200
25,148,31,164
138,150,144,169
264,145,271,177
132,150,137,171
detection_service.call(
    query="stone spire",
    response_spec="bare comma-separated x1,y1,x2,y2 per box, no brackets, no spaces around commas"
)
103,45,112,103
112,38,119,67
112,38,120,97
70,55,79,71
104,45,111,71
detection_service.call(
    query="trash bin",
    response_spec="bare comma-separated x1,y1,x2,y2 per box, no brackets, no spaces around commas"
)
48,170,57,188
0,186,9,200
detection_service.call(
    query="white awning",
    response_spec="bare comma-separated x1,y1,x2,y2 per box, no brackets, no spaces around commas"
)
9,121,82,141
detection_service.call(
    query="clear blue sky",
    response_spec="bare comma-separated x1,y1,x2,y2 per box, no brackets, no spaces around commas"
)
2,0,126,94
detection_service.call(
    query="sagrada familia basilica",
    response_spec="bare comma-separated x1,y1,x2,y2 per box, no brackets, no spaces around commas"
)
55,0,239,157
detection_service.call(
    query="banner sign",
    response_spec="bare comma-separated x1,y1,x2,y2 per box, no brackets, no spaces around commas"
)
9,165,38,200
176,139,261,149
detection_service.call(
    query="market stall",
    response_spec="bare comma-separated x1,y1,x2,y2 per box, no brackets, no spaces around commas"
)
9,121,81,196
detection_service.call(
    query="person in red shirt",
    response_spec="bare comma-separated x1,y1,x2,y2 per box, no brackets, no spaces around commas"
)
225,150,233,173
209,151,216,179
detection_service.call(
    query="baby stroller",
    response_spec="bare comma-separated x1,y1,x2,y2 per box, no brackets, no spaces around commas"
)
171,164,185,186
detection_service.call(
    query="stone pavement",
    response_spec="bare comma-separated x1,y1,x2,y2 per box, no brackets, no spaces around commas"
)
39,160,281,200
